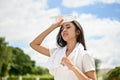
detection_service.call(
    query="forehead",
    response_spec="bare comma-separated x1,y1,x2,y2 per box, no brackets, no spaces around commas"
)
62,22,73,27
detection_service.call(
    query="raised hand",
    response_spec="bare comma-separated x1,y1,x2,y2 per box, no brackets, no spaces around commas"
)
61,57,75,69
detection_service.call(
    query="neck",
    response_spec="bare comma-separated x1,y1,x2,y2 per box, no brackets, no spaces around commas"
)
66,40,77,55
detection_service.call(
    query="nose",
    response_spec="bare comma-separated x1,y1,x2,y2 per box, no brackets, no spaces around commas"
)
62,28,67,32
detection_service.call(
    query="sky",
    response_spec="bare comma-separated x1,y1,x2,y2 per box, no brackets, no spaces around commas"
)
0,0,120,69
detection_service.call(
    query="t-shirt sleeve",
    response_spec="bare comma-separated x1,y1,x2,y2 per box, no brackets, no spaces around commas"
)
49,48,57,56
82,52,95,73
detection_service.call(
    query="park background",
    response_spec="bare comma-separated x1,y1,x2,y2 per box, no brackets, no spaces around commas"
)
0,0,120,80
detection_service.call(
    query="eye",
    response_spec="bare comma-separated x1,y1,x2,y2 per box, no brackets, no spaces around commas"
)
66,24,71,29
66,26,70,29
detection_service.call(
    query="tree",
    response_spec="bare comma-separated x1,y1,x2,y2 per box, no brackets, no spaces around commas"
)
9,47,35,75
0,37,11,77
0,37,36,76
103,67,120,80
33,66,49,75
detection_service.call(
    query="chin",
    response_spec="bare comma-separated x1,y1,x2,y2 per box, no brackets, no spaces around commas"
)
63,38,68,42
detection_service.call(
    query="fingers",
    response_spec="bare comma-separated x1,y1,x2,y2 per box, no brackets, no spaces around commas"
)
61,57,75,69
51,19,64,28
53,19,63,27
58,19,64,26
61,57,72,66
61,57,66,66
56,15,64,26
53,15,69,26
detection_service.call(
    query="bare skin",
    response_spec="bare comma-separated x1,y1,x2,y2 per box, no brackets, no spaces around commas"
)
30,19,97,80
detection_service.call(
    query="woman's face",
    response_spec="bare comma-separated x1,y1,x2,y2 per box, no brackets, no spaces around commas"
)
61,22,78,42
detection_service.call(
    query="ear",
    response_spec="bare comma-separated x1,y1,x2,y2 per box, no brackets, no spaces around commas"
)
76,30,80,35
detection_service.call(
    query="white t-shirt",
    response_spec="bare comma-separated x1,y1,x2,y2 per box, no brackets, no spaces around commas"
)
45,43,95,80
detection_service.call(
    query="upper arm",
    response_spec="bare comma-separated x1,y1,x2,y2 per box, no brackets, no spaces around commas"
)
30,43,50,57
82,52,97,79
82,53,95,72
85,71,97,80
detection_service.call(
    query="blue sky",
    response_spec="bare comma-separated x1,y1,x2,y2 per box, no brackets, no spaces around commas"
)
47,0,120,21
0,0,120,69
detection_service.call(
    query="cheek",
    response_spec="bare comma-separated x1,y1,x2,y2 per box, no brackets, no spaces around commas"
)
70,30,76,36
71,32,77,38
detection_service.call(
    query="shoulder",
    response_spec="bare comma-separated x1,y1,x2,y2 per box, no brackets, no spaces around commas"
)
49,46,65,56
77,43,84,50
83,50,93,59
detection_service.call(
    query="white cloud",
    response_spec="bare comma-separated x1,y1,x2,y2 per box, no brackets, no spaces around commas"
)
62,0,120,8
62,0,94,7
77,14,120,68
100,0,120,4
0,0,61,42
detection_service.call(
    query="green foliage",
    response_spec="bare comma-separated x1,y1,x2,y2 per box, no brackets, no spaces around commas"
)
1,62,8,77
0,37,51,77
23,74,54,79
0,37,11,77
0,38,9,64
0,37,36,76
9,47,35,75
25,74,53,78
32,67,49,75
7,74,54,80
103,67,120,80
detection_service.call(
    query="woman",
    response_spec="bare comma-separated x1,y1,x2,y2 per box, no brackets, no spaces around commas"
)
30,18,97,80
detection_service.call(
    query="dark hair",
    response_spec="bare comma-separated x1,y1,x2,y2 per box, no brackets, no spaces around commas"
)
56,20,87,50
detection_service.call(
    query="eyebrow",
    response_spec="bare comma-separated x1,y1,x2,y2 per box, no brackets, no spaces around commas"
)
61,23,71,30
64,23,71,27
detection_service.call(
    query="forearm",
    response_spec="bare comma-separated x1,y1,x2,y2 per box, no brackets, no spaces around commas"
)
70,66,91,80
30,19,63,46
30,24,57,45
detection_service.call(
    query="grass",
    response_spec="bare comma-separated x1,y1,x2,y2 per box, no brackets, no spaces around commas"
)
9,74,53,79
22,74,53,79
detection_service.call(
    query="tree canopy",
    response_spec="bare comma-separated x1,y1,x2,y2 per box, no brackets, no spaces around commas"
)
103,67,120,80
0,37,35,76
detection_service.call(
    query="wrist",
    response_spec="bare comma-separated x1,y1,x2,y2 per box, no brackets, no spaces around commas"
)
50,24,59,29
69,64,76,70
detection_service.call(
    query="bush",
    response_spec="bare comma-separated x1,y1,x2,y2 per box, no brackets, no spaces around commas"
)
7,77,18,80
7,77,54,80
103,67,120,80
8,74,54,80
1,62,8,77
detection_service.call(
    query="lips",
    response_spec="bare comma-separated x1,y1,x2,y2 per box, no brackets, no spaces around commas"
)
62,32,68,37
